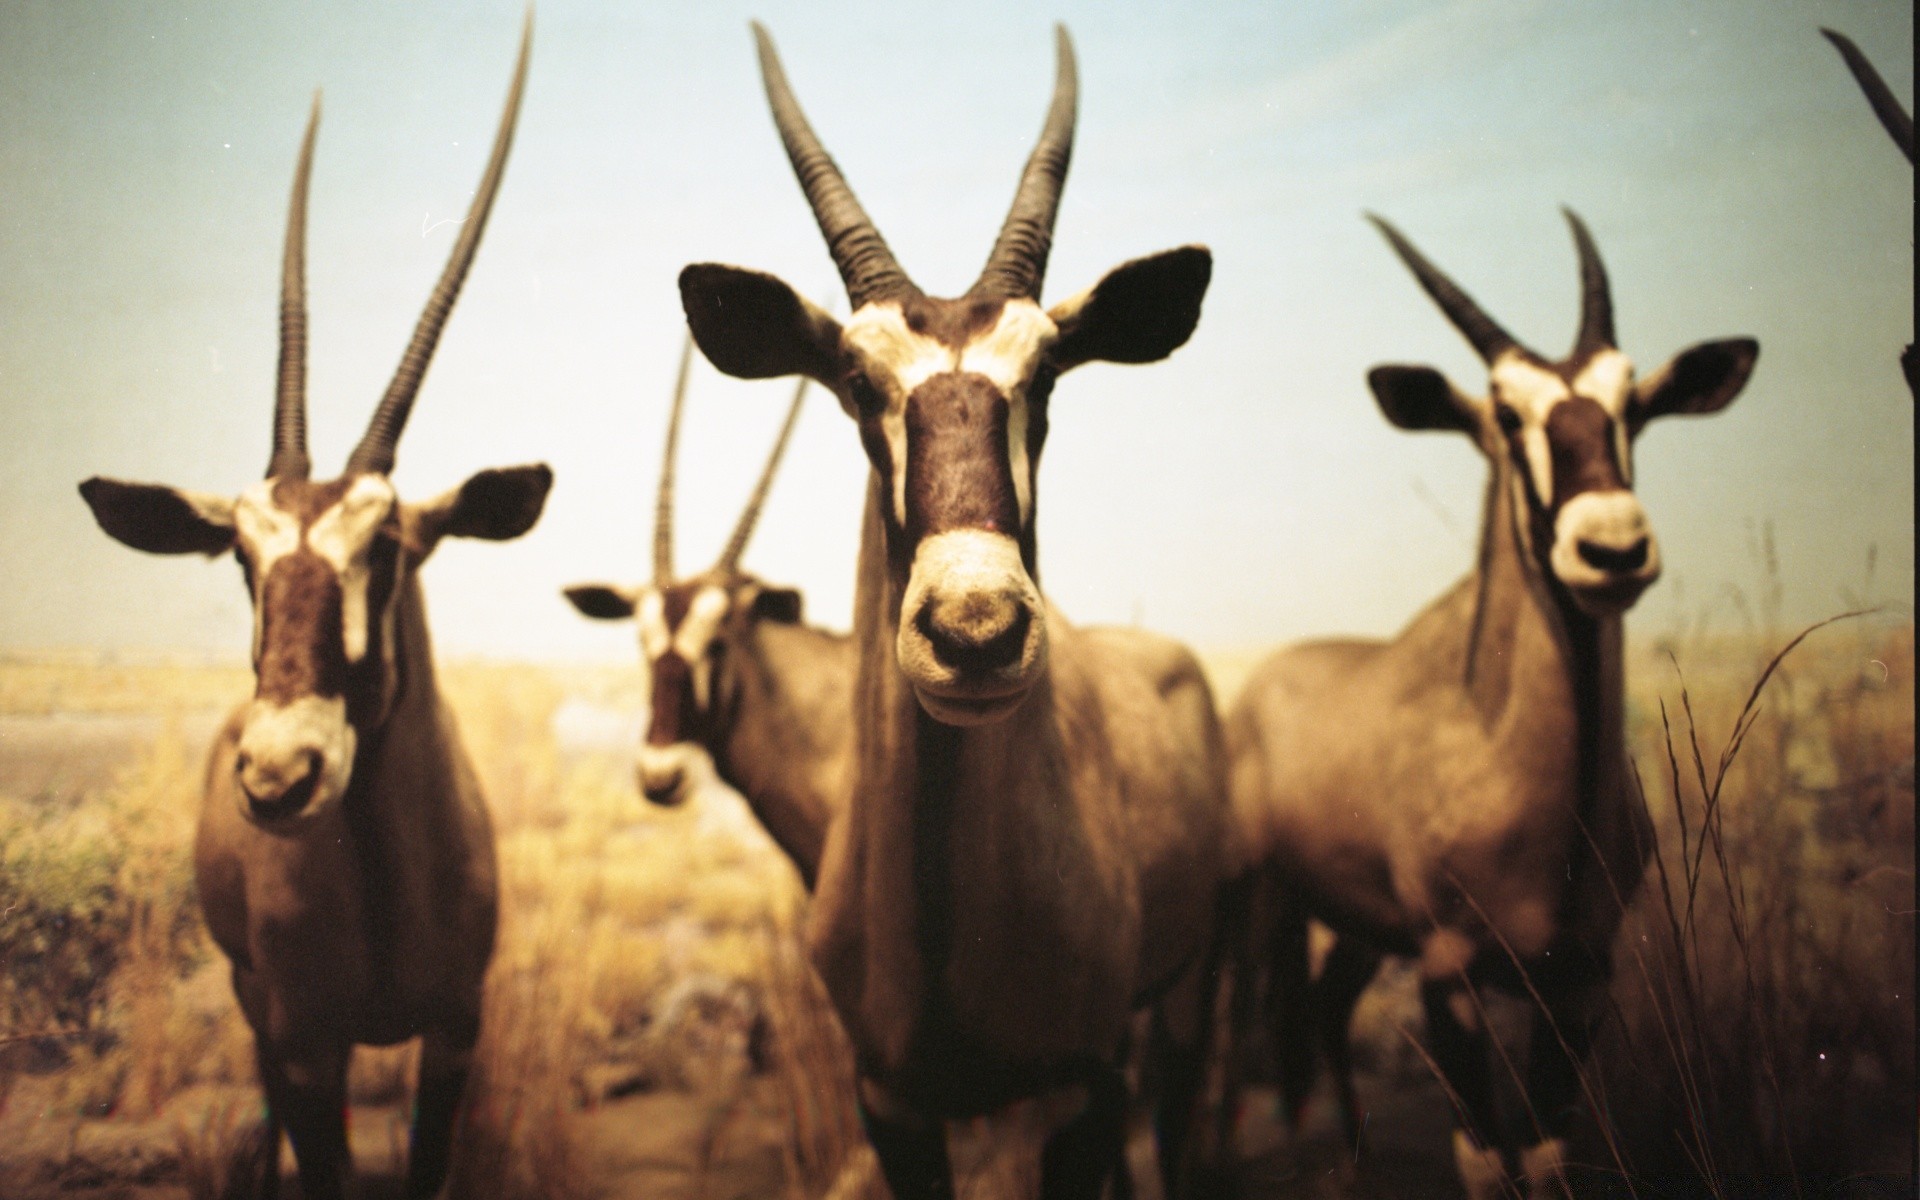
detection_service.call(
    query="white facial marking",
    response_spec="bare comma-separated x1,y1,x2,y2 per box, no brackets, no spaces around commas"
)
234,483,302,663
235,693,357,820
1550,489,1660,612
1489,353,1568,503
960,301,1055,524
307,475,396,664
636,741,709,805
896,528,1046,723
673,586,730,711
844,305,946,527
842,300,1056,527
638,590,670,661
1572,348,1636,484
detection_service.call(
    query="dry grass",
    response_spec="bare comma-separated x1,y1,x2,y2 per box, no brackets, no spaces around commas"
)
3,611,1911,1196
0,655,867,1198
1591,615,1916,1192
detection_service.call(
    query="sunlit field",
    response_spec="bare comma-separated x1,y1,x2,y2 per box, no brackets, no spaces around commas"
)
1,616,1912,1198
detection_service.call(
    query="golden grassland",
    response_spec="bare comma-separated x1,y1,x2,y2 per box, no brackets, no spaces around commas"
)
0,615,1912,1197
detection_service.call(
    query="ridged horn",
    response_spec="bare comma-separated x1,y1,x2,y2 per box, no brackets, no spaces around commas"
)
268,94,321,481
1821,28,1916,164
1563,207,1614,358
1368,213,1520,364
654,335,693,585
970,25,1078,300
715,377,809,577
752,22,915,309
345,10,532,476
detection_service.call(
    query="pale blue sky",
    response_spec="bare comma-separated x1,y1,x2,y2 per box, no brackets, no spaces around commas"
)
0,0,1910,661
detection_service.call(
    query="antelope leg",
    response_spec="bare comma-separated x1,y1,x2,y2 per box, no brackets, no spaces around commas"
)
1038,1065,1128,1200
405,1016,480,1199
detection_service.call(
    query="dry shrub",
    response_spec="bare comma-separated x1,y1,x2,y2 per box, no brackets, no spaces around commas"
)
1592,615,1916,1193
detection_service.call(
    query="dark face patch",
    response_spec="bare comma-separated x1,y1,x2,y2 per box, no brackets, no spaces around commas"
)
1545,396,1627,509
904,374,1021,543
241,476,402,723
899,292,1008,349
255,554,349,705
647,651,698,747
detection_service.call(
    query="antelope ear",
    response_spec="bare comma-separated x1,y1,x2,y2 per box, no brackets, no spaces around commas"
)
749,585,803,624
406,463,553,554
1046,246,1211,373
564,583,639,620
1367,365,1480,435
679,264,845,387
1630,338,1758,432
79,478,235,556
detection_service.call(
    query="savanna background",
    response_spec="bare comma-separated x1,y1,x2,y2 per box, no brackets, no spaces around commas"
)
0,0,1911,1197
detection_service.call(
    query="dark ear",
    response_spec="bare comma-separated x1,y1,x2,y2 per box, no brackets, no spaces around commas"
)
564,583,638,620
749,585,803,624
79,477,235,556
408,463,553,553
1630,338,1758,432
1046,246,1212,373
679,264,845,387
1366,365,1480,435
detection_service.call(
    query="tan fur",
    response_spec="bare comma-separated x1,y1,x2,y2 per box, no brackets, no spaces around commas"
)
809,475,1226,1139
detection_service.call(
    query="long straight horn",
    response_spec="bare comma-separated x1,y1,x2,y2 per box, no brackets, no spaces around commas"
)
1367,213,1519,364
1562,207,1614,357
970,26,1077,301
1821,28,1916,164
751,22,915,309
715,377,808,576
268,94,321,481
654,334,693,584
345,11,532,476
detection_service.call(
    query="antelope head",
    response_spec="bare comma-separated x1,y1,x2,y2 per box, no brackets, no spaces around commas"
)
79,22,550,827
565,340,808,806
680,24,1211,726
1365,210,1758,616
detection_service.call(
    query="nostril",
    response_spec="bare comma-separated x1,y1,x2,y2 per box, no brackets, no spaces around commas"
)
234,751,252,775
1578,537,1649,573
918,602,1031,673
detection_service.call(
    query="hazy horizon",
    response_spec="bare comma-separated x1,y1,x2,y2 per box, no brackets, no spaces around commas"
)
2,1,1911,665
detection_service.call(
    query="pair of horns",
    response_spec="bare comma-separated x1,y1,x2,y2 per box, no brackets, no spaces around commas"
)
752,22,1078,308
1369,208,1614,365
267,12,533,481
653,335,810,585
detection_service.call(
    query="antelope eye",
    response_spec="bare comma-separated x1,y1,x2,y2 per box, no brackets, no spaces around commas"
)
1494,405,1522,435
847,374,885,414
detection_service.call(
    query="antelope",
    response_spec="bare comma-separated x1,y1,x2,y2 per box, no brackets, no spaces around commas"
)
565,340,852,889
1819,27,1916,396
76,22,546,1199
678,24,1227,1199
1225,210,1756,1199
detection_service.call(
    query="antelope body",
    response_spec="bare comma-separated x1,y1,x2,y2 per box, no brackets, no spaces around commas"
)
1227,211,1757,1199
78,23,546,1199
679,24,1227,1199
567,346,852,888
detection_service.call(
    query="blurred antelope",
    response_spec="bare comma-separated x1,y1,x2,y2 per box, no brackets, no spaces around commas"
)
679,24,1227,1199
77,21,546,1199
1819,27,1916,396
565,340,851,888
1226,211,1756,1198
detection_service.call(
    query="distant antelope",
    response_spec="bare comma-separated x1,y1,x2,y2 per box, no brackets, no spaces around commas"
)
565,339,851,888
678,23,1228,1200
77,22,546,1200
1226,212,1756,1199
1819,27,1916,396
